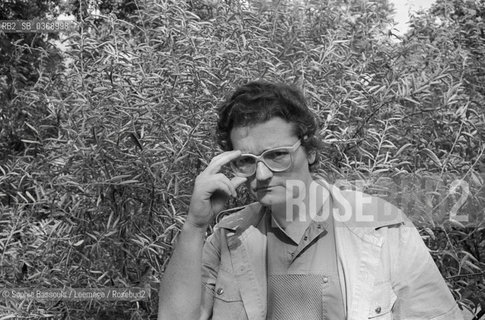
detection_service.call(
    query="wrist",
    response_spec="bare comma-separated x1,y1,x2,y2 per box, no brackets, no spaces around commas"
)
184,218,209,233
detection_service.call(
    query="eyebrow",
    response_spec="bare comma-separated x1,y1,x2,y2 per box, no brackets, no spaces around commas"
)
240,143,294,156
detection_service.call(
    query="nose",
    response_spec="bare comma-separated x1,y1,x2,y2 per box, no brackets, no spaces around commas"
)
255,161,273,181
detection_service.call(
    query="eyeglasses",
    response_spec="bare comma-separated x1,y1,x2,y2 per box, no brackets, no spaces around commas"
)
230,140,301,177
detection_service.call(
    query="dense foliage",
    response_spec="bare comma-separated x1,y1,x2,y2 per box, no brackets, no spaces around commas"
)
1,0,484,318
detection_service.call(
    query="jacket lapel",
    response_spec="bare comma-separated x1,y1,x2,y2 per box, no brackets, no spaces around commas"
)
334,218,383,320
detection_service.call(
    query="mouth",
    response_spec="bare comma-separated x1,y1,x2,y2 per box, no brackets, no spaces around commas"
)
255,186,273,192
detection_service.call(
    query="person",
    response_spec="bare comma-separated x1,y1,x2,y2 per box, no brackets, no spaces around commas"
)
158,81,463,320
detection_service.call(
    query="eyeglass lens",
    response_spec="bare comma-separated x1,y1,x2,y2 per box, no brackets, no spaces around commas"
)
232,149,292,175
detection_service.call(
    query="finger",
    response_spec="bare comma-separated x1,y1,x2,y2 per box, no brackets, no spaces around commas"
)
230,176,247,189
206,150,242,174
208,150,241,171
215,174,237,197
209,150,240,163
213,180,233,198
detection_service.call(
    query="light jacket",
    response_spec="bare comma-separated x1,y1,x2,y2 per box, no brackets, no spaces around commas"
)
201,180,464,320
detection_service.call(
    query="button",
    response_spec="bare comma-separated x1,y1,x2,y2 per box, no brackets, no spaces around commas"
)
323,277,328,283
216,288,224,295
317,224,322,229
375,306,381,314
303,236,308,241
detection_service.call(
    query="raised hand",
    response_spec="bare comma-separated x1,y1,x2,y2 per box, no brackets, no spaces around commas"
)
187,150,247,228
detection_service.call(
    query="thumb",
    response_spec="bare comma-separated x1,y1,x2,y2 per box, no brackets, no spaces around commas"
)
231,176,247,189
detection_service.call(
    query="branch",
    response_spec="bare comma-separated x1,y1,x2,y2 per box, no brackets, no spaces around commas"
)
446,271,485,280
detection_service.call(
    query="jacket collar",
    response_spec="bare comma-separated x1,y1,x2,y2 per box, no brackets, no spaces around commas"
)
316,178,404,247
217,202,265,232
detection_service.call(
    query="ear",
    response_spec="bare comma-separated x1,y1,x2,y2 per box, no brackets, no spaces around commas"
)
307,150,316,165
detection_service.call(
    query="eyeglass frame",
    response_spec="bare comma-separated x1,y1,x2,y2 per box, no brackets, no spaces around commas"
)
230,140,302,177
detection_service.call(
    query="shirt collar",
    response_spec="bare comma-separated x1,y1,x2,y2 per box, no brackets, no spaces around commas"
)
267,203,330,245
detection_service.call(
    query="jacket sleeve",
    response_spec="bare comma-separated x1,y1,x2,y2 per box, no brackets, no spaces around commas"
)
391,220,464,320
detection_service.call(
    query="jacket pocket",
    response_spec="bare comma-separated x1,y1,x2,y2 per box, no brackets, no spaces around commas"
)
367,281,396,319
212,269,247,320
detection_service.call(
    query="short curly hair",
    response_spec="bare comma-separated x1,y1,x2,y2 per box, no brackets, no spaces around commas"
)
216,81,321,170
